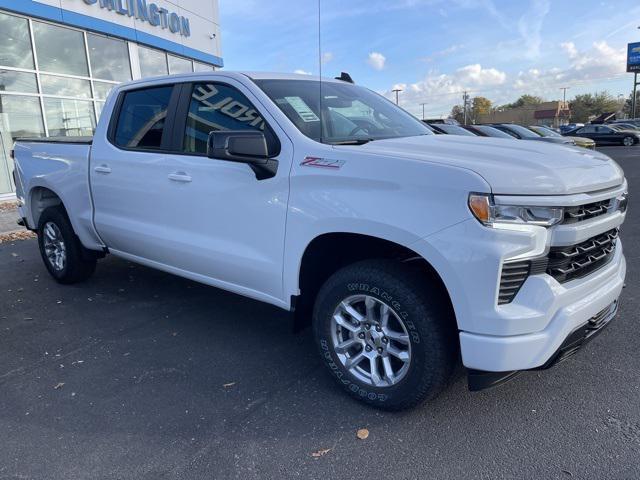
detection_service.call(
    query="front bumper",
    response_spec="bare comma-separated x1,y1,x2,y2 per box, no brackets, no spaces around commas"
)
459,241,625,372
467,300,619,390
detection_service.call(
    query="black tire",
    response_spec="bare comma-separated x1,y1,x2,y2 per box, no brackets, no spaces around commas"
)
313,259,458,410
37,206,97,284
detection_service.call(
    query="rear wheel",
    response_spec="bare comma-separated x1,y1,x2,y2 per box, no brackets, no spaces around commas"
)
37,206,97,284
312,259,457,410
622,136,635,146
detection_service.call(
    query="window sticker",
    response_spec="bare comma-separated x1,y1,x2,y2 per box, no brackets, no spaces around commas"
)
284,96,320,122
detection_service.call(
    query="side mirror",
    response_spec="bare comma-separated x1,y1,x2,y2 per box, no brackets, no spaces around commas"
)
207,130,269,164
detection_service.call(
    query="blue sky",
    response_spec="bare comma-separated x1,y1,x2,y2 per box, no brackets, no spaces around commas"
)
219,0,640,118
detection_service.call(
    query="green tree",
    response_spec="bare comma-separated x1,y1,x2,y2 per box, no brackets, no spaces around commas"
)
569,91,619,123
500,94,544,110
471,96,492,122
450,104,465,123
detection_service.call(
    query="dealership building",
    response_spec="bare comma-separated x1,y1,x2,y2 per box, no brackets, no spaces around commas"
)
0,0,223,198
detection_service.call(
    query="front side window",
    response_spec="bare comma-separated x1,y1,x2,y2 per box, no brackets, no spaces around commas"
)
32,21,89,76
183,83,274,154
255,79,431,144
0,12,34,69
114,85,173,149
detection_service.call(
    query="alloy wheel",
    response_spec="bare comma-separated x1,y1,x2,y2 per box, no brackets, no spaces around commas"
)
330,294,412,387
43,221,66,272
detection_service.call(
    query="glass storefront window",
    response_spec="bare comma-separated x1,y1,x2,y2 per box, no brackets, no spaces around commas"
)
43,98,95,137
41,74,92,98
87,33,131,82
0,70,38,93
138,46,168,78
93,81,116,101
193,61,213,72
0,12,35,70
0,95,45,139
168,55,193,74
32,21,89,76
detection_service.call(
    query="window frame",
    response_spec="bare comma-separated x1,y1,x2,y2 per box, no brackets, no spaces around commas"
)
107,82,181,153
171,81,281,158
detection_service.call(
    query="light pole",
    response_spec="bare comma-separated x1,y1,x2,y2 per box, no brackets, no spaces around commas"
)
392,88,402,105
559,86,569,105
420,102,427,120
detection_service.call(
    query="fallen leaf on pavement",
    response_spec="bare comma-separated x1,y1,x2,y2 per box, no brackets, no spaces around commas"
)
356,428,369,440
53,383,65,390
311,448,331,458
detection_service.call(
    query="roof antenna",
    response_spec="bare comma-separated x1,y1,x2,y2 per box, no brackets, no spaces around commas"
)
335,72,354,84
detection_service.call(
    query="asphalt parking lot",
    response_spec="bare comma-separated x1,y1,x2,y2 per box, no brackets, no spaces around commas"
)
1,147,639,480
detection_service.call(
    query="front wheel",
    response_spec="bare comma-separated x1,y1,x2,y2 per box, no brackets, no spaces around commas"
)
622,136,635,146
312,260,457,410
37,206,97,284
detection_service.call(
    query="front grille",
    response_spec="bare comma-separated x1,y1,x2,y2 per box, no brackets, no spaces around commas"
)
546,228,618,283
498,261,530,305
562,199,613,224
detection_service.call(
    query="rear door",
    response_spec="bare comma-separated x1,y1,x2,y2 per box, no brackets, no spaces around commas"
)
91,82,180,254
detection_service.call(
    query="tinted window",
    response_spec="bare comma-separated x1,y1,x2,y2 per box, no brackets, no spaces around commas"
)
114,86,173,149
474,125,513,138
183,83,273,154
502,125,540,138
437,124,476,136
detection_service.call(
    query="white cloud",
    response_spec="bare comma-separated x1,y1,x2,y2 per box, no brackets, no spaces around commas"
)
293,69,312,75
367,52,386,71
560,41,578,59
456,64,506,85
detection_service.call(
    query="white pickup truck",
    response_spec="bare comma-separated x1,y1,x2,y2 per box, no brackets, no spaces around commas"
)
12,72,628,410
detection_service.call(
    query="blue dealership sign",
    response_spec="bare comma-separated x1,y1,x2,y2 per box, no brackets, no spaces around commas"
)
628,42,640,72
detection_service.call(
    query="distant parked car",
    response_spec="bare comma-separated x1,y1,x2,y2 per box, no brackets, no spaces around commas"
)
462,125,516,138
490,124,577,146
560,123,584,134
565,124,640,146
427,123,477,136
611,118,640,128
529,125,596,150
607,123,640,131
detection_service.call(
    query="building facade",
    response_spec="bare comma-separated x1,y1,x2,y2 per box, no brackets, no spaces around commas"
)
0,0,222,197
477,101,571,129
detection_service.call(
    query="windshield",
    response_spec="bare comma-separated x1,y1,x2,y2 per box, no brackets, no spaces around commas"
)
473,125,513,138
437,124,476,136
503,124,542,139
532,126,561,137
254,79,432,144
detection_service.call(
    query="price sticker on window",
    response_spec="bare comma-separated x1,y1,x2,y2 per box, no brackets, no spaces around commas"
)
284,96,320,122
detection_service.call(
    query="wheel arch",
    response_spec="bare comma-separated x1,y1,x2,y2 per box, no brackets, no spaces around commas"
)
291,231,457,332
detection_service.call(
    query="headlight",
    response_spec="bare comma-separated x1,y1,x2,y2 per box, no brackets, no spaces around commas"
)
468,193,563,227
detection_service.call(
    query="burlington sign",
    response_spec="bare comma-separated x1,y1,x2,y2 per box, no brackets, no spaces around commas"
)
82,0,190,37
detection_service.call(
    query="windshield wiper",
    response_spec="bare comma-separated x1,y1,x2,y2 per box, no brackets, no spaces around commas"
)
330,138,375,145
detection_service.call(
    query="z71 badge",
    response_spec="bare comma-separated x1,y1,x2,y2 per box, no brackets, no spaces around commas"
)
301,157,346,169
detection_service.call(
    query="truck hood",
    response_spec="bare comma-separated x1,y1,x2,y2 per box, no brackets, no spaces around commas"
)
356,134,624,195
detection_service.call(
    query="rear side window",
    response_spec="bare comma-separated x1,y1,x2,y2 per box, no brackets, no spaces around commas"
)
183,83,275,155
114,85,173,149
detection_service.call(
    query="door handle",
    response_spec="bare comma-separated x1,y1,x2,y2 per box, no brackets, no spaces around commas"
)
94,165,112,174
168,172,192,183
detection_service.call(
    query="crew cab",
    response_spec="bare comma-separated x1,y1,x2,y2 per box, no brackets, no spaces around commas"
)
13,72,628,410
